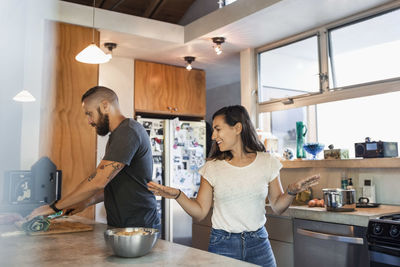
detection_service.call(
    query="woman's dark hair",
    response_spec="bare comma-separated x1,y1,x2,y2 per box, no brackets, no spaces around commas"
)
208,105,265,160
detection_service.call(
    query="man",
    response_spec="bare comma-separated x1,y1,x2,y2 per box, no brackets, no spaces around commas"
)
28,86,160,229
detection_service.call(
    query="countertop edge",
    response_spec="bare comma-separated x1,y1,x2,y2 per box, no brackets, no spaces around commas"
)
265,204,400,227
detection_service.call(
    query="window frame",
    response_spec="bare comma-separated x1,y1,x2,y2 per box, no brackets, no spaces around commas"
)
255,2,400,114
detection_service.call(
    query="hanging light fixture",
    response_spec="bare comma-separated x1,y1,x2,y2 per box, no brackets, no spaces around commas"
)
212,37,225,55
75,0,110,64
13,90,36,102
184,56,195,71
104,42,117,60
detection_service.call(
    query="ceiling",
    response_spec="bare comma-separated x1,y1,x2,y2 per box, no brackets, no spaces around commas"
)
62,0,395,90
62,0,196,24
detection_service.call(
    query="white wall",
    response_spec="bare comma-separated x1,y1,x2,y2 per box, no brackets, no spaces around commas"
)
206,81,241,123
96,56,135,223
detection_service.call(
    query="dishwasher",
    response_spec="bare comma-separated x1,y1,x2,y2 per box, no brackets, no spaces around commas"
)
293,218,369,267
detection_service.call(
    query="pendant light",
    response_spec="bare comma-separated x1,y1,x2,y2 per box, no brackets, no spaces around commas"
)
212,37,225,55
184,56,195,71
13,90,36,102
75,0,110,64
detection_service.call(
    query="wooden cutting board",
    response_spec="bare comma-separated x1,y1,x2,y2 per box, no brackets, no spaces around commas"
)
28,220,94,235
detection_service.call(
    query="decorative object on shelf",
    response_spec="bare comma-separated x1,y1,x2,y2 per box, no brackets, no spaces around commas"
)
75,0,110,64
104,42,117,60
283,148,294,160
183,56,195,71
256,129,278,154
296,121,307,158
324,144,349,159
13,90,36,102
355,138,398,158
303,142,325,160
212,37,225,55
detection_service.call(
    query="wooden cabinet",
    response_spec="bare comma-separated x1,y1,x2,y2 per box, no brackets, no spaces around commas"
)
134,60,206,117
39,22,98,220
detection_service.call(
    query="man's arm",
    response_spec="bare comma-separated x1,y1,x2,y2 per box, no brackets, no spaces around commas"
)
65,189,104,216
27,160,124,220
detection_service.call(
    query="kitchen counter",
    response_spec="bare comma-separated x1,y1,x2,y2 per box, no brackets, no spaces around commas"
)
0,220,256,267
266,204,400,227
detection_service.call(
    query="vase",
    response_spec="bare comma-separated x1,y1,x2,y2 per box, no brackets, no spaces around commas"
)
296,121,307,158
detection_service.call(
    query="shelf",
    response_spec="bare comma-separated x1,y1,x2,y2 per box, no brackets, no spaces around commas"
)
281,157,400,169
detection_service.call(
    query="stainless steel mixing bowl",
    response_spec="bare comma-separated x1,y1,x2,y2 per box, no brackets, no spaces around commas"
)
104,227,159,258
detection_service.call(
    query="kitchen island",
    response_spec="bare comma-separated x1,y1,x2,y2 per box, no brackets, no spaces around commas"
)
0,221,256,267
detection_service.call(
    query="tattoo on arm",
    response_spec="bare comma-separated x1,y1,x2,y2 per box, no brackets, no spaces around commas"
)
87,171,97,182
107,163,123,180
87,162,123,182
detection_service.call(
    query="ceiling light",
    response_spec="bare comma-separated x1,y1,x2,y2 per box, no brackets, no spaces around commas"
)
184,56,195,71
104,42,117,60
75,0,110,64
212,37,225,55
13,90,36,102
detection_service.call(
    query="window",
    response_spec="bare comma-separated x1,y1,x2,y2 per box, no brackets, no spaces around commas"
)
271,108,307,154
224,0,237,5
256,5,400,160
317,91,400,157
258,36,320,103
329,8,400,88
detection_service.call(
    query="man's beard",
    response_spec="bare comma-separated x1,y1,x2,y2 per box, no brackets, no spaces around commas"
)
93,108,110,136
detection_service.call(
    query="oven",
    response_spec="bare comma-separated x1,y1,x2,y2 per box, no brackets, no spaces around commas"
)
367,214,400,267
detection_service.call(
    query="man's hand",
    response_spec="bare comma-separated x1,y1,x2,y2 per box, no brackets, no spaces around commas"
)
65,202,88,216
147,181,180,199
26,205,54,221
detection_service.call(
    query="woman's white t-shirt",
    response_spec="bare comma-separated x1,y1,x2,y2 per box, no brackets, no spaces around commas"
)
198,151,282,233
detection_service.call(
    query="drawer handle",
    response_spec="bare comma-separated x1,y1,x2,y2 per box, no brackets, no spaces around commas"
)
167,106,172,111
173,107,178,111
297,228,364,245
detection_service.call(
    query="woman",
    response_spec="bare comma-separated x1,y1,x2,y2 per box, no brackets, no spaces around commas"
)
147,105,319,267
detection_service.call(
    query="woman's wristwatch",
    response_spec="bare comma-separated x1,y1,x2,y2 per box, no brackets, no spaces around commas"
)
49,200,62,213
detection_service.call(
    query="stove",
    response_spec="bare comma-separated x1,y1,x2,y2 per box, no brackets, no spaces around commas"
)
367,214,400,267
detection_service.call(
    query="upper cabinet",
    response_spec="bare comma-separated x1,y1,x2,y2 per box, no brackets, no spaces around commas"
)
134,60,206,118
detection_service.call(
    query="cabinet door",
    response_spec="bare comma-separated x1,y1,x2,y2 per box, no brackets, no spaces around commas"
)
134,60,205,117
175,68,206,117
135,60,175,114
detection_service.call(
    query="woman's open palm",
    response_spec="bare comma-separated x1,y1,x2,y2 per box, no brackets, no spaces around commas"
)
288,174,320,194
147,181,179,199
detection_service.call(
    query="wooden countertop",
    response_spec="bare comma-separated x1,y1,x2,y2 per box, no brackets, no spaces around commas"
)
0,218,256,267
266,204,400,227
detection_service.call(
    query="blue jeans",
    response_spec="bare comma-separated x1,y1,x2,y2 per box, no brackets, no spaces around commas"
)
208,227,276,267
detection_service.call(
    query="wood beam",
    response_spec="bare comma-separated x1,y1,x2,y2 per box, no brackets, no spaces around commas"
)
143,0,162,18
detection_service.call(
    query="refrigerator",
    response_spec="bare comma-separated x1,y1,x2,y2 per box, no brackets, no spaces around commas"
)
137,117,206,246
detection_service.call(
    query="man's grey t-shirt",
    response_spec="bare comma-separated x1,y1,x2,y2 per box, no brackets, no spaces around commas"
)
103,118,159,228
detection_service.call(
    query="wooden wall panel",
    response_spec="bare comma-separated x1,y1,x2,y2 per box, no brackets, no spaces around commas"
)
39,22,98,219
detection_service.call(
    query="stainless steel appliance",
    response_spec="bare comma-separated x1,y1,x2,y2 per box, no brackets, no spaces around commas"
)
137,117,206,246
294,219,369,267
1,157,62,216
323,188,356,211
367,214,400,267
